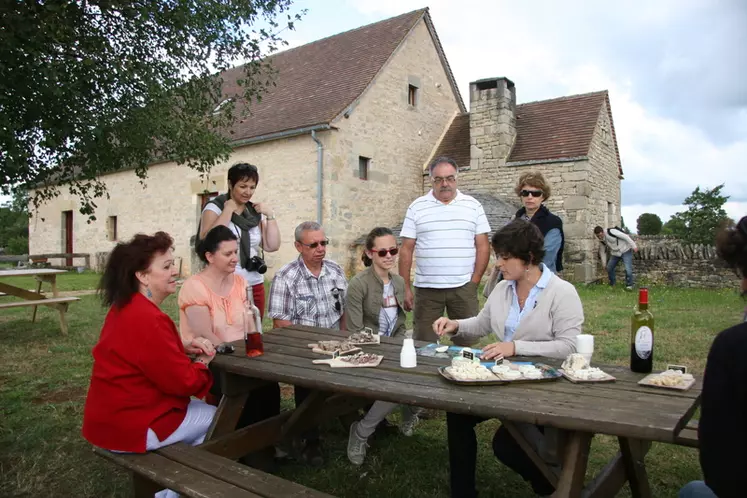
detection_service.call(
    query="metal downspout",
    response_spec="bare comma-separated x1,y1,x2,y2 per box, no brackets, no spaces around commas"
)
311,130,323,224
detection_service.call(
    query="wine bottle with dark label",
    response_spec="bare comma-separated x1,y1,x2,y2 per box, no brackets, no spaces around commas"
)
630,287,654,373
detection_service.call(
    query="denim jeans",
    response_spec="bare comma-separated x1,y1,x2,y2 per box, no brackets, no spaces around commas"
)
679,481,717,498
607,249,634,287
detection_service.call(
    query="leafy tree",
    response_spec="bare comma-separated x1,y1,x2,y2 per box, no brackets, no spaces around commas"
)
0,189,29,254
1,1,303,219
636,213,663,235
667,185,730,244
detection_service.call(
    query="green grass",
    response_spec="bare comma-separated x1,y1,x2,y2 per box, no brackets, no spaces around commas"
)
0,282,742,497
0,270,101,293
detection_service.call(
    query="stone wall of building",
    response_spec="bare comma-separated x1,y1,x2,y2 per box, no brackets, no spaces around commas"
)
29,17,461,280
451,89,622,283
627,236,736,288
329,18,461,275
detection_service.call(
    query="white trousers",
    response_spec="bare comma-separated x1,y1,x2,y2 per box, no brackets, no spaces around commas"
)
146,399,217,498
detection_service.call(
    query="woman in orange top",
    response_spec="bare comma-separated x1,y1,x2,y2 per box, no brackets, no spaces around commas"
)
83,232,216,464
178,226,280,467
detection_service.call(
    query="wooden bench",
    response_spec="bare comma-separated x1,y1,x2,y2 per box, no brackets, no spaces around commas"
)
94,443,336,498
674,419,699,448
0,296,79,335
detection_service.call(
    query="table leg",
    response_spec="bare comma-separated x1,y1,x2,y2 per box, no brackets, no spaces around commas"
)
280,390,330,439
133,474,161,498
206,391,250,440
503,420,560,488
57,303,69,335
552,431,592,498
31,279,43,323
619,437,652,498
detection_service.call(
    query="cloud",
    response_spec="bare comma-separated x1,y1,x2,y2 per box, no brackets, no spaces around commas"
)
350,0,745,223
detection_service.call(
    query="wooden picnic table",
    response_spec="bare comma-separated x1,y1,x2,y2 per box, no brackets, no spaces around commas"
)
202,325,701,498
0,268,79,334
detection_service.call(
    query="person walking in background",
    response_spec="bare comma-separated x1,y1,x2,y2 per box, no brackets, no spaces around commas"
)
198,162,280,316
399,156,491,342
594,225,638,290
344,227,419,465
484,171,564,297
679,216,747,498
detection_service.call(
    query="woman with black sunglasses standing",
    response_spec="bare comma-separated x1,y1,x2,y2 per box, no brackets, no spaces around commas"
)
485,172,564,296
344,227,419,465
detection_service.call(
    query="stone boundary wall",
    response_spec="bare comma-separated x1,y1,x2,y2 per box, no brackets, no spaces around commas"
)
609,235,737,289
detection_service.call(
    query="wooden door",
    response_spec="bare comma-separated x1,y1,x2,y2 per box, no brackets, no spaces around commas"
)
63,211,73,266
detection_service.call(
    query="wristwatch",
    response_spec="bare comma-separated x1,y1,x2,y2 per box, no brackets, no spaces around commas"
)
266,213,276,220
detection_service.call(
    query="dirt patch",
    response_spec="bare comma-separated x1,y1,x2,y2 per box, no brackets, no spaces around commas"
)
279,383,294,399
32,385,87,404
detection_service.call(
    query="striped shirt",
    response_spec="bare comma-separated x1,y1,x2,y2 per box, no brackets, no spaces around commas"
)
268,257,347,329
400,190,490,288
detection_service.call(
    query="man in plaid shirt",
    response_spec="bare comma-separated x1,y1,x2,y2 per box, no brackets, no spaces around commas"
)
269,221,347,466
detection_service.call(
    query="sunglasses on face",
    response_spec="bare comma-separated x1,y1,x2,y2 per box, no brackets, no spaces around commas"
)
331,287,342,312
520,189,543,198
299,239,330,249
372,247,399,257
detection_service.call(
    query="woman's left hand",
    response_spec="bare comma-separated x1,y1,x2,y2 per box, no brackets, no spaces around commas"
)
254,202,274,217
481,341,515,360
185,338,215,356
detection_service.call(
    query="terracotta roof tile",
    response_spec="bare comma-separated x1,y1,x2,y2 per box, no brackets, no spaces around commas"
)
220,9,427,141
432,113,471,168
432,91,622,175
509,91,607,163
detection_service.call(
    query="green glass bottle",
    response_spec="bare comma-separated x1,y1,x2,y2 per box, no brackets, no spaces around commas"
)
630,287,654,373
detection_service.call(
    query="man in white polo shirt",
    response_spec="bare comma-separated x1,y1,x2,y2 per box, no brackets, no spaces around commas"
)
399,156,491,342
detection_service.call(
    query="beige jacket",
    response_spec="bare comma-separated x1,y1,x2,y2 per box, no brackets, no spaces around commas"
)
453,273,584,359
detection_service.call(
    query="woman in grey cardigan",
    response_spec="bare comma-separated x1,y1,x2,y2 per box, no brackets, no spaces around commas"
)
434,219,584,498
345,227,418,465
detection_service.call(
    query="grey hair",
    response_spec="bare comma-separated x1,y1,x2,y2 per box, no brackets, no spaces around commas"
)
295,221,323,242
428,156,459,177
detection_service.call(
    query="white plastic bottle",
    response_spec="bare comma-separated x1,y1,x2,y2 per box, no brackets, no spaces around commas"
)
400,331,417,368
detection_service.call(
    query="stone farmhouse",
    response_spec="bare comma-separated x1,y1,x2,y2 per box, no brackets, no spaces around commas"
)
28,8,622,283
429,79,623,281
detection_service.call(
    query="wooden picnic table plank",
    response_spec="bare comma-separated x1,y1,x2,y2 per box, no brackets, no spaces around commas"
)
271,325,704,398
258,334,698,417
159,443,336,498
94,447,259,498
213,342,693,442
0,269,67,277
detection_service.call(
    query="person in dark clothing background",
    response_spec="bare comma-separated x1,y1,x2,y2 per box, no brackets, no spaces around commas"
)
679,215,747,498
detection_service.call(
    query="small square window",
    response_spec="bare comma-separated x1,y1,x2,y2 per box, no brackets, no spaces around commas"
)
407,84,418,107
358,156,370,180
107,216,118,241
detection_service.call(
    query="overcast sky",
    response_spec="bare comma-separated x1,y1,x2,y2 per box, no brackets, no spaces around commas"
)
284,0,746,231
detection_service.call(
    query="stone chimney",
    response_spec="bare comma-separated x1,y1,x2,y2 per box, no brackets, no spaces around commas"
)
468,77,516,169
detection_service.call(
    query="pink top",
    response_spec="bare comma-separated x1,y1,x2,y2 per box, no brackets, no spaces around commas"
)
178,273,247,343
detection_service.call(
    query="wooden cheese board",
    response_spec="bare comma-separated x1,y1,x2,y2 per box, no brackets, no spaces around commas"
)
638,372,696,391
312,353,384,368
559,369,616,383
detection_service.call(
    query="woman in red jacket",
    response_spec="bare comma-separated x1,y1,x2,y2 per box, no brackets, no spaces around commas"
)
82,232,216,457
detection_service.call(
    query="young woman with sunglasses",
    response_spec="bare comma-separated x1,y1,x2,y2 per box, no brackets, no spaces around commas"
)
345,227,419,465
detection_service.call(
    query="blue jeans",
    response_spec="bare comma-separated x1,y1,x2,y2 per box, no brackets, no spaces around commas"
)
679,481,717,498
607,250,634,287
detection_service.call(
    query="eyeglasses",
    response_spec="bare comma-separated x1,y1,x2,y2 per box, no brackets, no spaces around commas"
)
298,239,329,249
520,189,543,198
372,247,399,257
331,287,342,313
432,175,457,185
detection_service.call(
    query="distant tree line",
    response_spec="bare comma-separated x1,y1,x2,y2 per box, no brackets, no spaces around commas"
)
635,184,733,244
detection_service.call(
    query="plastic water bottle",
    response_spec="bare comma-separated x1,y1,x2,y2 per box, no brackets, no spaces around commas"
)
400,331,417,368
